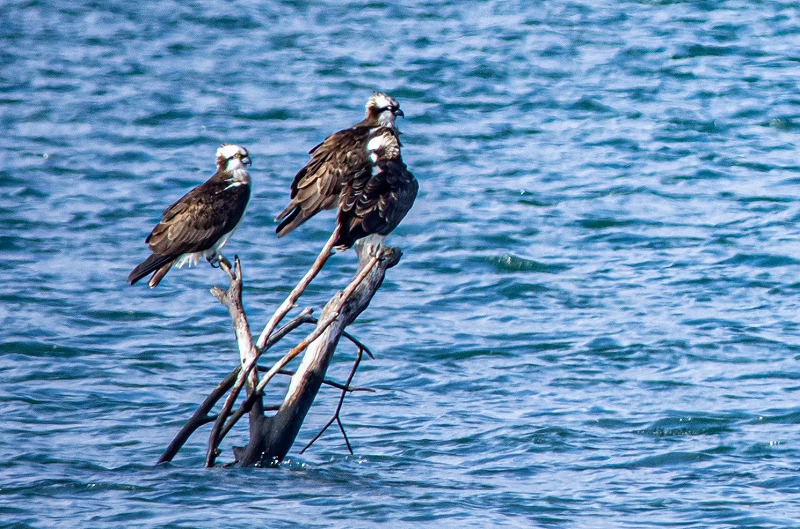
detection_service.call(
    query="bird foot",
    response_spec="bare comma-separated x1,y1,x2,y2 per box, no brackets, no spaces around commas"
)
367,243,384,259
363,243,391,262
208,253,234,279
207,253,231,268
214,255,236,281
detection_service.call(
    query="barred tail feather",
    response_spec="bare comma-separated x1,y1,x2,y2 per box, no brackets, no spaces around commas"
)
274,201,297,223
128,254,175,286
275,206,308,238
147,262,174,288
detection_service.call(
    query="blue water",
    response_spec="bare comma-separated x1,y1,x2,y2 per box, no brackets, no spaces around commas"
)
3,0,800,527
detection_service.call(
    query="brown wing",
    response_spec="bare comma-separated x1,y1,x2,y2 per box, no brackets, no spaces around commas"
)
275,125,373,236
335,159,418,249
146,178,250,257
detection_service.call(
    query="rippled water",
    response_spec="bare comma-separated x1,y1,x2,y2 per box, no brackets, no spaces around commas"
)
4,0,800,527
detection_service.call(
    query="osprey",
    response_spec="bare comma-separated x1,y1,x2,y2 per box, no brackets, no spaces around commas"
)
334,127,418,250
275,92,404,237
128,144,252,288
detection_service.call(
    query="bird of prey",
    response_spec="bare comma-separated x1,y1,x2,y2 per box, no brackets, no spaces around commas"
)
334,127,418,251
275,92,404,237
128,144,252,288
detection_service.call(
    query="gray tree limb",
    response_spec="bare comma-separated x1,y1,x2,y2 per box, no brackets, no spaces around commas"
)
159,243,400,467
236,244,401,466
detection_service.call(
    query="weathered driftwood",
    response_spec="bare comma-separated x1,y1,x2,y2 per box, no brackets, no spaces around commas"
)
205,258,264,467
238,244,401,466
159,242,401,467
157,262,316,465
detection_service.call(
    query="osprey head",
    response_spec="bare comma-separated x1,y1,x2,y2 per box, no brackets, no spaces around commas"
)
365,92,403,130
216,144,251,171
367,128,401,164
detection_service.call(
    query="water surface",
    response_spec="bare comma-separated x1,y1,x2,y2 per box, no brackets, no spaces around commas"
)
3,0,800,527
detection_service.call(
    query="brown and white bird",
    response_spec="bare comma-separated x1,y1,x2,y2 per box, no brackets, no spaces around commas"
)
275,93,403,237
128,144,252,288
334,127,418,250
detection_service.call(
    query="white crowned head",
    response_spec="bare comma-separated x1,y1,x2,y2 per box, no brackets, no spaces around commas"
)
216,144,252,171
365,92,404,130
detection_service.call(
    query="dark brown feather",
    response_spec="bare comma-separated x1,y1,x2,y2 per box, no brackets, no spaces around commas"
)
127,253,175,286
276,125,375,237
144,177,249,258
129,169,250,286
147,260,175,288
334,130,418,250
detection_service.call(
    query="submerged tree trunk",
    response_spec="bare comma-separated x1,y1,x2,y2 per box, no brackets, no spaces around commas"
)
160,243,401,467
240,245,401,466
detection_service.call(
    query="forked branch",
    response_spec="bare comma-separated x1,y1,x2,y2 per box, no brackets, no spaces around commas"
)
300,344,368,455
236,244,401,466
256,226,340,350
160,243,401,467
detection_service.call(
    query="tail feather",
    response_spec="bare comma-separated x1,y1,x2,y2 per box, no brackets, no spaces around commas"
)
275,206,307,238
147,262,174,288
274,201,297,223
128,254,175,286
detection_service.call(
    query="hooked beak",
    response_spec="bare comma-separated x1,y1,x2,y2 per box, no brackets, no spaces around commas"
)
395,108,405,118
242,155,252,166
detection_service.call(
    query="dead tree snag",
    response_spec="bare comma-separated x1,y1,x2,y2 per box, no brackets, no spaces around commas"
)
159,241,401,467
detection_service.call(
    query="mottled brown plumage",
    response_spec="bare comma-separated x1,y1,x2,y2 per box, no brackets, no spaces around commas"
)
334,127,418,250
275,93,403,237
128,144,251,288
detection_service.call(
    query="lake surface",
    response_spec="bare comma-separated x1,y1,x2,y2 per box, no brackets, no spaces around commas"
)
3,0,800,527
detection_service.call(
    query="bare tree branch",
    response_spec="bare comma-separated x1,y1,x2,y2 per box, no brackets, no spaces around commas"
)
300,345,367,455
235,245,402,466
212,258,255,374
268,367,375,393
204,256,264,467
161,240,401,467
203,304,316,467
203,229,341,466
342,330,375,360
252,250,382,399
287,313,376,360
158,366,240,463
255,226,340,350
